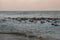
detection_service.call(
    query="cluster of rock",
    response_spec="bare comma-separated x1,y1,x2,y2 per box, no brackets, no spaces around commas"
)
6,17,59,21
0,17,60,26
3,17,60,26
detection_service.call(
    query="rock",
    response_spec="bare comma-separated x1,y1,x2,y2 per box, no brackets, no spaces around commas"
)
0,19,6,22
28,35,37,38
0,32,27,37
40,17,46,20
40,20,45,24
51,23,59,26
29,20,34,22
16,18,21,22
46,20,52,23
54,24,59,26
53,20,59,23
51,23,55,25
20,18,28,21
7,17,11,19
39,36,47,40
12,18,16,20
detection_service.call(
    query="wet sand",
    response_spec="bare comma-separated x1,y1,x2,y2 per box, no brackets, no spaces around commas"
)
0,34,60,40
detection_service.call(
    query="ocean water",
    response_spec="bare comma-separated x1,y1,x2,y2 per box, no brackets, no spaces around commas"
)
0,11,60,40
0,11,60,18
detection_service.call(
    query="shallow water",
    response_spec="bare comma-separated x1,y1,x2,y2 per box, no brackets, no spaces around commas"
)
0,11,60,40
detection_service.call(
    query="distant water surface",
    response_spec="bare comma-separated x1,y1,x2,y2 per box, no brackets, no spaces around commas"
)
0,11,60,18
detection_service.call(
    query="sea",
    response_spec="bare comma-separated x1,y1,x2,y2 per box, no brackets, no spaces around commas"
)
0,11,60,40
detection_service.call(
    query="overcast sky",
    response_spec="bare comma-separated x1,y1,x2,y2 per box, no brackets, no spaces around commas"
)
0,0,60,11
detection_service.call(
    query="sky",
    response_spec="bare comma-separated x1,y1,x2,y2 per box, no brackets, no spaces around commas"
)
0,0,60,11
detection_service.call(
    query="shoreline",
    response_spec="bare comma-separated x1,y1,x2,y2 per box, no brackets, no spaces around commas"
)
0,33,60,40
0,17,60,40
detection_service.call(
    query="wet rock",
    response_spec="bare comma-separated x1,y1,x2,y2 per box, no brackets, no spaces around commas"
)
16,18,21,22
20,18,28,21
2,19,6,21
12,18,16,20
54,24,59,26
51,23,59,26
0,19,7,22
28,35,37,38
0,32,27,37
52,18,58,21
40,17,46,20
31,17,37,20
53,20,59,23
12,32,27,37
47,18,58,21
40,20,45,24
7,17,11,19
39,36,47,40
46,20,53,23
29,20,34,22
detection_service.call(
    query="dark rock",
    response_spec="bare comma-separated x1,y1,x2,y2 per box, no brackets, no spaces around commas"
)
40,20,45,23
0,19,7,22
0,32,27,37
51,23,59,26
46,20,52,23
39,36,45,40
54,24,59,26
8,17,11,19
31,17,37,20
16,18,21,22
29,20,34,22
48,18,58,21
53,20,59,23
51,23,55,25
20,18,28,21
12,18,16,20
40,17,46,20
28,35,37,38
